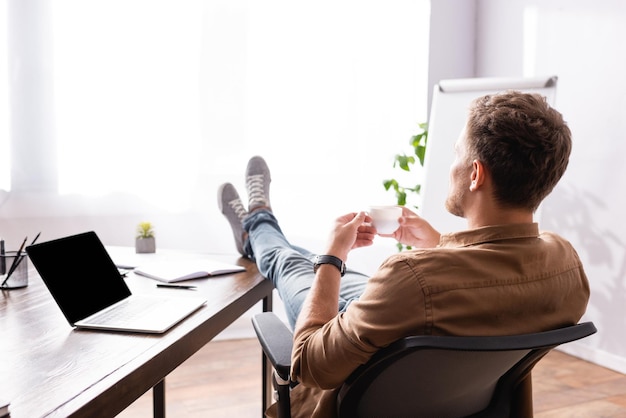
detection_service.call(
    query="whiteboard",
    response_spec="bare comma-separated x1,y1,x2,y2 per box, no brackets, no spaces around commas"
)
419,76,558,233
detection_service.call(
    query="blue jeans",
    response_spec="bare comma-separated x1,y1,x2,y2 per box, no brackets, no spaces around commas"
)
243,210,368,329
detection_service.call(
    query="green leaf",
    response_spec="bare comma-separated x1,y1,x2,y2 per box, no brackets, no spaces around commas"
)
411,132,425,148
395,154,415,172
416,145,427,166
383,179,398,191
396,190,407,206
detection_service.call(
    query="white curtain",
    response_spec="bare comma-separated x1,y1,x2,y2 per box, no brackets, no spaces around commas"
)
2,0,430,252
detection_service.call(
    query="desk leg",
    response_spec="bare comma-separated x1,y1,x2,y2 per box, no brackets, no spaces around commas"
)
153,379,165,418
262,292,274,416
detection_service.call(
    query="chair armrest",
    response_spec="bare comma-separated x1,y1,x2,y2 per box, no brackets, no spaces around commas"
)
252,312,293,381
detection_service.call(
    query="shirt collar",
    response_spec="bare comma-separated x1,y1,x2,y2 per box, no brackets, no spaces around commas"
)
439,223,540,248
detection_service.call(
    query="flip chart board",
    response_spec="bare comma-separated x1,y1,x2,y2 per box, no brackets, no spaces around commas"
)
419,76,558,233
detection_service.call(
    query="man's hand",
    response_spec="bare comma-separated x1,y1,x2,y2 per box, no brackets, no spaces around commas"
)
325,212,376,261
382,206,441,248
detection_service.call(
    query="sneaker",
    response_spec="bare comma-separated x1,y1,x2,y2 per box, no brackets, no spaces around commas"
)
246,156,272,211
217,182,247,255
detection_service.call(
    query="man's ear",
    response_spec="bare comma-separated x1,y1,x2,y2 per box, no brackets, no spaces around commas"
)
469,160,486,191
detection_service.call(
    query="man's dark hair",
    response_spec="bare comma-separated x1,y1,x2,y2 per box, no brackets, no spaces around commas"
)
466,91,572,212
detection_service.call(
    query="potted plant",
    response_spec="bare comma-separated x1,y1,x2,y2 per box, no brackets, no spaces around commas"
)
135,221,156,253
382,122,428,251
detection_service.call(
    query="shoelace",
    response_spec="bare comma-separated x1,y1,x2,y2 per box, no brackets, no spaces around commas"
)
247,174,267,207
228,198,248,221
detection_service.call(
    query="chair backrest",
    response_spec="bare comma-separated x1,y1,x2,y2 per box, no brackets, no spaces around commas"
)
337,322,597,418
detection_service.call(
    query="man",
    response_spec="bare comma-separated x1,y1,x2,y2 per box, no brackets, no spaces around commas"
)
218,91,590,417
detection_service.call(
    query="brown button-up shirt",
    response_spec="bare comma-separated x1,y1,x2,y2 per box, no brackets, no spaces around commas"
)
271,223,590,417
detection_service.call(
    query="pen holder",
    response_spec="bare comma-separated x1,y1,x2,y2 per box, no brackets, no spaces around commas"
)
0,251,29,290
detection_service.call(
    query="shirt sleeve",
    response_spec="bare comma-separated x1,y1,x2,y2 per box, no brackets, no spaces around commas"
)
291,254,429,389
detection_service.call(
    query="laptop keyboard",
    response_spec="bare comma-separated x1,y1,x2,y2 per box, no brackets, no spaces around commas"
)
87,296,175,326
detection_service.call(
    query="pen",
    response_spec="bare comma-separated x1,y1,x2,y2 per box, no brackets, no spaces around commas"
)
1,236,28,287
30,232,41,246
156,283,197,290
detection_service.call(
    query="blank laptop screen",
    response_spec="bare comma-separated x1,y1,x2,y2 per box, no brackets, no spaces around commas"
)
26,231,131,325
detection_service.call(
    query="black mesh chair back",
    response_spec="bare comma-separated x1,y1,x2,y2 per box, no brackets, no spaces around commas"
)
252,312,596,418
338,322,596,417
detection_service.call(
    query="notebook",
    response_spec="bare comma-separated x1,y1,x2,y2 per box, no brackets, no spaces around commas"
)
134,259,245,283
25,231,206,334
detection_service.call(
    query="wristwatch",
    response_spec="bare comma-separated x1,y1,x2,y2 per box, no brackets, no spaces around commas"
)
313,255,346,277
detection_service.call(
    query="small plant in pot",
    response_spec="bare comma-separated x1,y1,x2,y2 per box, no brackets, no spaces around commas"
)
135,221,156,253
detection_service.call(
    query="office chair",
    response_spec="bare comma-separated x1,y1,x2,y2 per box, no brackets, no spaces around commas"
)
252,312,596,418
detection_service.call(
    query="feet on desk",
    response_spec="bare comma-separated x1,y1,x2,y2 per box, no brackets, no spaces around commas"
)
218,182,248,256
246,156,272,212
218,156,273,256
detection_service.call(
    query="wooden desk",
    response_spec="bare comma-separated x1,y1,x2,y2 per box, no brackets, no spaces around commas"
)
0,250,273,418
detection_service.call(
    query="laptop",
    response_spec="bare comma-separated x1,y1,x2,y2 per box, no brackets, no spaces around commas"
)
26,231,206,334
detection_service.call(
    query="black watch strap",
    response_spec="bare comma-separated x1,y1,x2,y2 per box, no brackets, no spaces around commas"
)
313,255,346,277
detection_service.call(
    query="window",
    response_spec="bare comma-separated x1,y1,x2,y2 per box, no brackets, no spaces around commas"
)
3,0,430,234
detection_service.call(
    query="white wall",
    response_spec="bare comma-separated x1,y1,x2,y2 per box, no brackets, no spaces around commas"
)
471,0,626,373
427,0,476,113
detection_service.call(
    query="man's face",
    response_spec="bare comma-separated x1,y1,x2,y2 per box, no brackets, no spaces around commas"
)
445,128,473,218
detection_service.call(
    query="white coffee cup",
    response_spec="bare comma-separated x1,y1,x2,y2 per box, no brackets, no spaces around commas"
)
368,206,402,234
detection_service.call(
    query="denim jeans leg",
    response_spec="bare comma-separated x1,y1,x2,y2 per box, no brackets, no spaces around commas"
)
243,210,368,329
